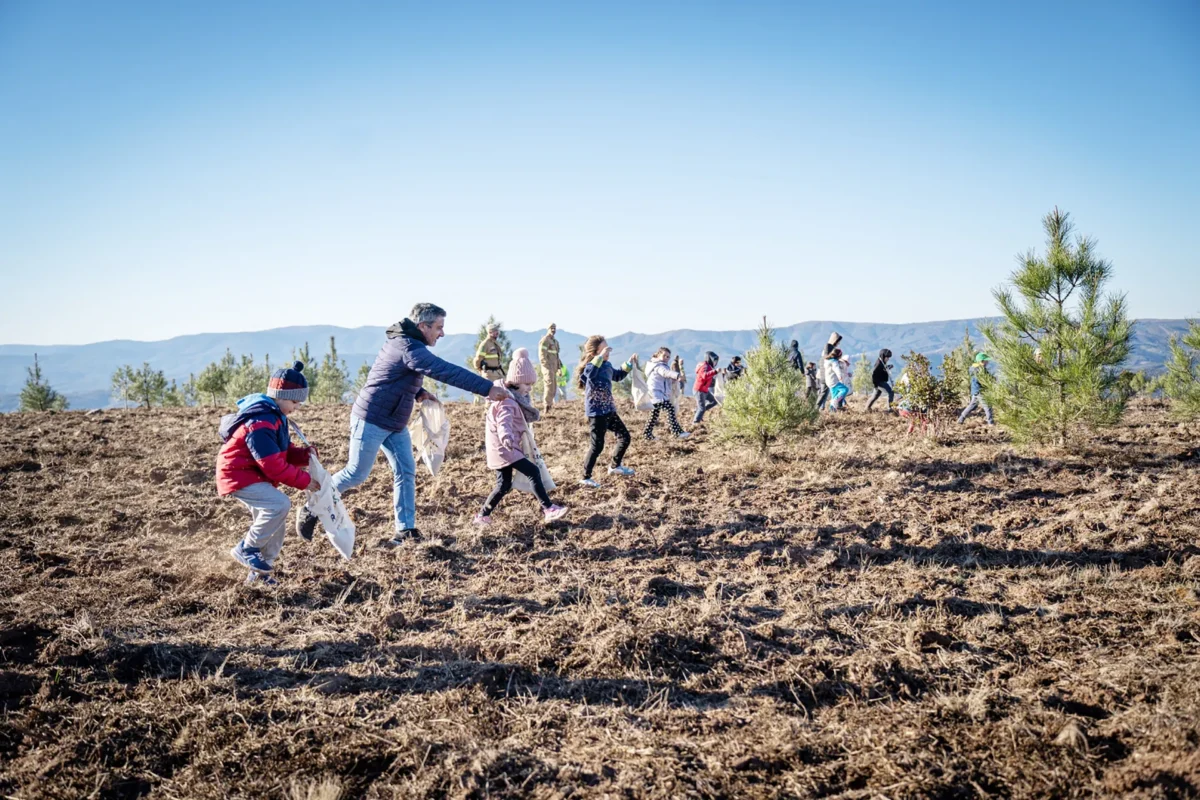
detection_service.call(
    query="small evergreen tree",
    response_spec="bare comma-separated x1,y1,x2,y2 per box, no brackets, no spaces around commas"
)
19,354,69,412
851,354,873,395
224,354,270,401
291,342,319,398
351,362,371,399
195,355,231,406
899,351,958,434
941,328,977,404
313,336,350,404
163,380,187,407
181,373,199,406
720,318,817,452
111,365,135,408
1163,320,1200,420
129,363,168,408
981,208,1132,446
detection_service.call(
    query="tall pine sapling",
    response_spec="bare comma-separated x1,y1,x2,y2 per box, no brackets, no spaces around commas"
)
314,336,350,404
19,354,69,412
851,354,873,396
719,317,817,452
1163,320,1200,420
111,365,135,408
981,208,1131,446
129,363,168,408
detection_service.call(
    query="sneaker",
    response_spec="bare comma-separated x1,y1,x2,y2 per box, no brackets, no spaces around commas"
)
676,431,691,439
296,508,319,542
473,514,492,526
244,571,279,587
607,465,635,477
543,504,568,522
579,478,601,488
385,528,422,547
230,542,272,575
644,435,658,442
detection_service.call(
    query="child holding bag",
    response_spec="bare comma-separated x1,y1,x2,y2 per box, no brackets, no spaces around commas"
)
643,347,690,441
474,348,568,525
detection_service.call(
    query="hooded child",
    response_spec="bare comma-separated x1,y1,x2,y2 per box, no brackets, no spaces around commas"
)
475,348,568,524
693,351,722,424
643,347,690,441
816,331,843,410
865,348,894,411
216,362,316,585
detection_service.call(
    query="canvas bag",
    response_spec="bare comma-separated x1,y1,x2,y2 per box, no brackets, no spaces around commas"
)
409,398,450,476
712,371,728,403
512,425,556,495
630,365,654,412
290,424,355,561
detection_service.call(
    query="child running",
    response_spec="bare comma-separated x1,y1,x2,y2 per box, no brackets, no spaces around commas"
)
643,347,690,441
216,361,317,586
693,351,721,424
577,335,637,487
824,348,851,411
474,348,568,525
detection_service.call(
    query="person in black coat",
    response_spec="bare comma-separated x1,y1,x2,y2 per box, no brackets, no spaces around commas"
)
865,348,894,411
787,341,803,371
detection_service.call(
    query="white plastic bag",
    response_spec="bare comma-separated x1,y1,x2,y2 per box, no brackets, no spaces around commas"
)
713,372,728,403
409,398,450,476
513,426,556,495
303,455,356,560
630,366,654,412
669,377,683,415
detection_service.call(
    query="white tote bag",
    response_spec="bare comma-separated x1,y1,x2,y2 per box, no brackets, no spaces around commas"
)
409,398,450,476
630,366,654,412
513,426,556,495
290,423,355,561
713,371,728,403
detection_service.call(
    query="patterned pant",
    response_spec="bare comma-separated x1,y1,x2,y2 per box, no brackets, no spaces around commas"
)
644,401,684,440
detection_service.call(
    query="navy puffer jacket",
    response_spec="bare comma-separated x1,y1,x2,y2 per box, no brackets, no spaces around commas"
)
352,319,494,431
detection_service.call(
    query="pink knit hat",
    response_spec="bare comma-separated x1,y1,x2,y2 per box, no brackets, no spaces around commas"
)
507,347,537,385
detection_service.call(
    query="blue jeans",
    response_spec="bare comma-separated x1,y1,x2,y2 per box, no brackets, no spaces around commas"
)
332,415,417,532
694,391,718,423
958,394,994,425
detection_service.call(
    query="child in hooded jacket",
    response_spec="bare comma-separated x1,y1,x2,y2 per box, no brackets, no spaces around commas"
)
475,349,568,524
577,335,637,487
693,352,721,423
216,361,317,585
823,348,850,411
865,348,894,411
643,347,690,441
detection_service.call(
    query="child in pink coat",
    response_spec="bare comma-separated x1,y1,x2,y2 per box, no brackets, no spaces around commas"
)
475,348,568,525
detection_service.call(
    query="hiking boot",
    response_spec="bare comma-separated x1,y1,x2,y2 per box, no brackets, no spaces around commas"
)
230,542,272,575
543,504,568,522
296,508,319,542
607,465,635,477
473,514,492,526
579,478,601,488
386,528,422,547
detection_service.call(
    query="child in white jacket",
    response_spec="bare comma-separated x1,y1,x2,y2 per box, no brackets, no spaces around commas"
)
643,347,690,441
824,348,851,411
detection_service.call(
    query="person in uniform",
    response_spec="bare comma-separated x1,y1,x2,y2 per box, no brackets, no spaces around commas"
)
538,323,562,414
474,323,506,383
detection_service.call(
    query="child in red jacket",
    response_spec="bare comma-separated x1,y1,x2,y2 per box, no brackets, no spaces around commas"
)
693,352,722,424
216,361,316,584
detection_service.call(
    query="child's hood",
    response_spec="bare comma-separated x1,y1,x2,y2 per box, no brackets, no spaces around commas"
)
219,394,283,442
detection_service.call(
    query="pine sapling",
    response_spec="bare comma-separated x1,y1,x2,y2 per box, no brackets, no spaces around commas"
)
719,317,817,452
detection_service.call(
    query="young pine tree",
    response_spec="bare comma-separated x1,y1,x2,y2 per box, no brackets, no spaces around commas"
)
163,380,187,407
129,363,168,408
291,342,319,398
981,208,1132,446
19,354,69,412
851,354,873,395
111,365,135,408
195,355,231,406
224,354,271,401
1163,320,1200,420
941,328,977,404
314,336,350,404
720,318,817,452
351,362,371,399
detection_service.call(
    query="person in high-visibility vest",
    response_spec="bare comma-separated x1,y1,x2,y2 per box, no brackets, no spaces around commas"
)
557,364,569,401
538,323,562,414
473,323,505,383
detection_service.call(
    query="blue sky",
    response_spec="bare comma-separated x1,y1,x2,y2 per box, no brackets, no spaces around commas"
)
1,1,1197,345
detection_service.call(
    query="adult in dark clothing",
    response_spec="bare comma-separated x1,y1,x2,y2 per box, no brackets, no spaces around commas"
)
787,341,803,371
307,303,508,545
726,356,745,381
865,348,894,411
815,331,842,411
804,362,819,398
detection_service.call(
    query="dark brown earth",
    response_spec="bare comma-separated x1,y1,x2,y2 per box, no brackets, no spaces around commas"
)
1,398,1198,799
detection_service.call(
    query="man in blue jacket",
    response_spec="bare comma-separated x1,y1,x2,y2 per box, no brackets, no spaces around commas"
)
302,303,508,545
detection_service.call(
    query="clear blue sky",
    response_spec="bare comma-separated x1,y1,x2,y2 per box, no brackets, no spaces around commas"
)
2,1,1197,345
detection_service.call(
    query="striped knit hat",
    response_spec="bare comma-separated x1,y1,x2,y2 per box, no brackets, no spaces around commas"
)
267,361,309,402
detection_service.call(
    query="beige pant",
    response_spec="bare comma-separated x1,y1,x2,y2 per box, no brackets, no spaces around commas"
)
543,368,558,410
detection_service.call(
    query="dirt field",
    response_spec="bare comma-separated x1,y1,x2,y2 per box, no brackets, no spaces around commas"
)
1,398,1198,799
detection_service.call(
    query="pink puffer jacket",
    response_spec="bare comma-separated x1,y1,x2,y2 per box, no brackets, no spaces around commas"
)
484,382,528,470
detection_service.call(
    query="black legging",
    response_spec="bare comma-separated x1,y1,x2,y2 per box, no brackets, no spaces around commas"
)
644,401,684,440
583,412,631,479
481,457,552,515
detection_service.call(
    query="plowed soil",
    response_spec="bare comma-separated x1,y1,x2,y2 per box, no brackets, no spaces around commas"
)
2,399,1199,799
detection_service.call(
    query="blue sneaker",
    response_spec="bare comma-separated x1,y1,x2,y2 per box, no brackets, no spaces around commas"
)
230,542,272,575
607,465,635,477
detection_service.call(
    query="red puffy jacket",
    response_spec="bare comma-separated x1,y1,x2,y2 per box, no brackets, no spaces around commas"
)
694,362,718,393
215,396,312,495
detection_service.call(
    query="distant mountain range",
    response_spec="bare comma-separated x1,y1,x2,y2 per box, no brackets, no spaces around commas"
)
0,318,1189,411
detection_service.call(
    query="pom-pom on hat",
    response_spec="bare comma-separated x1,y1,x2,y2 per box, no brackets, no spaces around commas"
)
267,361,309,402
507,348,537,385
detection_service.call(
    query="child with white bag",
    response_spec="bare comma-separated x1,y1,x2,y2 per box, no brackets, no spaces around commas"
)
474,349,568,525
642,347,689,441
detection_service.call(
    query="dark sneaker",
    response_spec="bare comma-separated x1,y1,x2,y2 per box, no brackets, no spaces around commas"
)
386,528,422,547
296,508,319,542
230,542,272,575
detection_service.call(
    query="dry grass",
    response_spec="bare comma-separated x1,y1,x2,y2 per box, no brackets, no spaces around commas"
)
1,398,1198,798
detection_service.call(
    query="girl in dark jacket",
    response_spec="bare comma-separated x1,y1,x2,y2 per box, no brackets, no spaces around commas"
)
865,348,894,411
